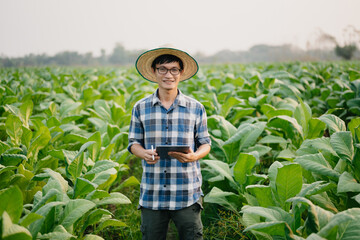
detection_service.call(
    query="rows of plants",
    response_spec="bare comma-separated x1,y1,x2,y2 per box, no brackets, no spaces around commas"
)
0,67,147,239
193,62,360,239
0,61,360,239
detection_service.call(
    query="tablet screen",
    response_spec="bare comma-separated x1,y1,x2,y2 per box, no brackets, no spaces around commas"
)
156,145,190,159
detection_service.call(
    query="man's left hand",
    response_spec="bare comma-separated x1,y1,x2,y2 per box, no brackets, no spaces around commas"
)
168,148,197,163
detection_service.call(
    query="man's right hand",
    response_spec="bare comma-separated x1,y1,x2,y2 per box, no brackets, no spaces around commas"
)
130,144,160,164
143,149,160,164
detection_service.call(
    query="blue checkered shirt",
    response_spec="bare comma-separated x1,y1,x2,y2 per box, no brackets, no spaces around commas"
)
128,89,211,210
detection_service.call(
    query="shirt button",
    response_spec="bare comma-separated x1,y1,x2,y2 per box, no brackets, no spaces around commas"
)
164,170,167,173
164,185,166,187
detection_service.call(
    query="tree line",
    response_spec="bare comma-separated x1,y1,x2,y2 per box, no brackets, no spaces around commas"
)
1,26,359,68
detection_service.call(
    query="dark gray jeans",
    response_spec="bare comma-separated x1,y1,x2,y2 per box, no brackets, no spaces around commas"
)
140,200,203,240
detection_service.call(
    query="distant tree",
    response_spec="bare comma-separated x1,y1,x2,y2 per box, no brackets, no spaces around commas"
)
99,48,107,65
335,44,357,60
109,43,127,64
334,25,360,60
52,51,82,65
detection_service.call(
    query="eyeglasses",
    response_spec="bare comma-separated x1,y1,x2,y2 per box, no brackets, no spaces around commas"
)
156,67,182,75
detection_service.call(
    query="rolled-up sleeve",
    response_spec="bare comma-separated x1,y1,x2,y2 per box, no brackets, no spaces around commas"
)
127,104,144,153
195,105,211,148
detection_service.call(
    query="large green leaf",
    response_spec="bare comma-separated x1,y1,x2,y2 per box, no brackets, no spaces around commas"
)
87,132,101,161
99,143,114,160
85,190,110,200
223,122,266,148
297,138,338,157
243,221,294,238
5,115,23,145
74,141,96,160
61,199,96,229
287,197,334,233
33,169,69,193
0,186,23,223
202,160,235,184
276,148,296,161
246,185,276,207
93,99,112,122
229,107,255,123
59,99,82,117
233,153,256,185
92,168,118,189
207,115,236,142
96,219,127,232
112,176,140,191
21,126,33,149
268,115,303,146
241,206,292,223
73,177,97,198
337,172,360,193
204,187,239,212
81,208,112,233
85,160,119,176
19,100,33,128
319,114,346,135
317,208,360,239
258,135,288,145
67,155,84,183
298,181,336,198
275,164,302,210
220,96,241,117
31,189,61,212
95,192,131,206
67,141,97,181
29,202,66,238
294,98,312,138
19,213,43,228
330,131,354,163
268,161,283,193
37,225,75,240
307,118,327,139
28,126,51,161
0,154,27,166
348,118,360,143
222,122,266,163
1,211,32,240
294,153,340,179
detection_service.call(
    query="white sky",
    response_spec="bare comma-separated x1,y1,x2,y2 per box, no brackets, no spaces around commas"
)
0,0,359,57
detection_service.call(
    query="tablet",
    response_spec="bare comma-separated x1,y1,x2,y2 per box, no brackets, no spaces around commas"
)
156,145,190,159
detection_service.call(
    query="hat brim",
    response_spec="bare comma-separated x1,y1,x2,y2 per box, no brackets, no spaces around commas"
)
135,48,198,82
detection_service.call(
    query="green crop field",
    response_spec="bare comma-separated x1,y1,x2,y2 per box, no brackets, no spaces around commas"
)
1,62,360,239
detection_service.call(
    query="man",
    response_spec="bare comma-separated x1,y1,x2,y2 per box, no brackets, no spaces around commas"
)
128,47,211,240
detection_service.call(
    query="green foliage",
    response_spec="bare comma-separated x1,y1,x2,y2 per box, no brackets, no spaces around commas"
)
1,61,360,239
198,62,360,239
0,67,138,239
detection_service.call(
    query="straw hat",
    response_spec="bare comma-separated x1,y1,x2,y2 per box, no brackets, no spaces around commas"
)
135,47,198,82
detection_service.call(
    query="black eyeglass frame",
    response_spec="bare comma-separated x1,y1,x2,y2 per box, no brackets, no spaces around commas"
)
156,67,182,75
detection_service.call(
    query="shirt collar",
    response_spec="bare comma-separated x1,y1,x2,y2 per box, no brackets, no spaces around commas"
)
151,89,187,108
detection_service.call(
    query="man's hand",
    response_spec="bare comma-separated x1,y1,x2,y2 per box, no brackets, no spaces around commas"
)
130,144,160,164
168,148,196,163
168,144,211,163
144,149,160,164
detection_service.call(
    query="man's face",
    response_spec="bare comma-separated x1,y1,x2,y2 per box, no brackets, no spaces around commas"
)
154,62,182,91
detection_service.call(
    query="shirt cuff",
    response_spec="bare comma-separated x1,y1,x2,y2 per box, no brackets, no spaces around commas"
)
127,141,142,154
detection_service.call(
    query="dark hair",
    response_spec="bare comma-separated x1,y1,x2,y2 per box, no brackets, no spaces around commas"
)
151,54,183,70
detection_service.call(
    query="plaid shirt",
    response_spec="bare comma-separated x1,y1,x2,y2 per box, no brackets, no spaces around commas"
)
128,89,211,210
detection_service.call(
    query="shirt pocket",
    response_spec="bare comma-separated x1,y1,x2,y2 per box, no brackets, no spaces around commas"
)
177,124,194,145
